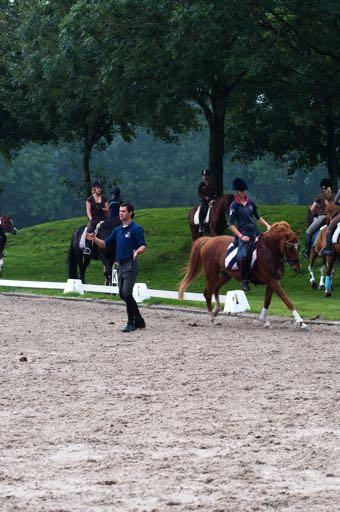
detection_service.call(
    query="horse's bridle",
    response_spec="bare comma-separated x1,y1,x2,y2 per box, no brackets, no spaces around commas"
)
282,239,300,265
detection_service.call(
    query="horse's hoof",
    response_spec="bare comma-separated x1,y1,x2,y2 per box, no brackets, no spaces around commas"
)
299,322,309,331
263,321,272,329
318,285,325,290
311,282,317,289
213,308,221,317
325,291,332,297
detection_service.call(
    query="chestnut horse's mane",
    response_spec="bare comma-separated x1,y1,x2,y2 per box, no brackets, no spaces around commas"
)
264,221,292,237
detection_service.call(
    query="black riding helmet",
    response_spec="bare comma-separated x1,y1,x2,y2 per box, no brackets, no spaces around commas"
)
201,168,209,176
232,177,248,191
320,178,332,189
111,186,121,196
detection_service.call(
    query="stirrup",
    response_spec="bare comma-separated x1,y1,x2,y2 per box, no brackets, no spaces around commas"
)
83,247,91,255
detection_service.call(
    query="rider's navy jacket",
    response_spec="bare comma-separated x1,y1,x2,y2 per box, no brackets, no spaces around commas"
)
229,196,260,237
105,221,146,263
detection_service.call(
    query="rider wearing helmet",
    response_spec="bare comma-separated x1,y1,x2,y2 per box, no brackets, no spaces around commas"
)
229,177,271,292
109,186,123,220
302,178,334,258
197,168,217,233
83,179,109,256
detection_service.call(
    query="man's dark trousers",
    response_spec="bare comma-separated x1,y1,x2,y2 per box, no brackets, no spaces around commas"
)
118,259,142,323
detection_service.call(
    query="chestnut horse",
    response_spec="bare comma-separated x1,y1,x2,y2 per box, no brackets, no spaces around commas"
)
179,222,308,329
188,193,234,241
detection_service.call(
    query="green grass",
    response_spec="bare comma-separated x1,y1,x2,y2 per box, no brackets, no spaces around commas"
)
1,206,339,320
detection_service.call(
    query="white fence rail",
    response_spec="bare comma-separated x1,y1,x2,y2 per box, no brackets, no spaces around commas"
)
0,278,216,303
0,279,252,313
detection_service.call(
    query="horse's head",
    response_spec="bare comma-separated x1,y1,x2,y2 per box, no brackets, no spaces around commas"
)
266,222,301,272
0,215,17,235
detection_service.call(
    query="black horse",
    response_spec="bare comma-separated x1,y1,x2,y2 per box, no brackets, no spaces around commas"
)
67,217,120,284
0,214,18,275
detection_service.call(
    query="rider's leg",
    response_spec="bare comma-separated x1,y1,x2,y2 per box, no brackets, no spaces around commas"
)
321,218,338,256
199,200,208,233
302,215,326,258
238,240,250,292
84,220,95,255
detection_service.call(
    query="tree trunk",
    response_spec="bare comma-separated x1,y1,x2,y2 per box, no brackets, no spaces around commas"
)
295,168,309,205
326,111,339,189
82,142,93,197
208,94,226,197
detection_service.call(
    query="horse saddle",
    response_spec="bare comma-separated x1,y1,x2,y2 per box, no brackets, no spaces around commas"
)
79,221,104,249
193,200,215,225
225,236,259,271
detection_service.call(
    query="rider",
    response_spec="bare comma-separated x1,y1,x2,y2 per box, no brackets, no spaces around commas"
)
320,187,340,256
229,177,271,292
109,186,123,220
302,178,334,258
197,168,217,233
83,179,109,256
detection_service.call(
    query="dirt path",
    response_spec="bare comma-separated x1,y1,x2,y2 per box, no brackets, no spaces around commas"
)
0,294,339,511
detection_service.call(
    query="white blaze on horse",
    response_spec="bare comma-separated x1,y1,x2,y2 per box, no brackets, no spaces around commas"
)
0,214,18,275
179,222,308,330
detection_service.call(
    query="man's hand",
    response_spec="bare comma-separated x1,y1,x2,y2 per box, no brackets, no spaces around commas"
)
86,232,95,241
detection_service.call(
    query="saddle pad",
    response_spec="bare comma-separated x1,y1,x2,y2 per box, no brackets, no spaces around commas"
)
194,205,211,225
332,222,340,244
79,227,87,249
225,236,259,271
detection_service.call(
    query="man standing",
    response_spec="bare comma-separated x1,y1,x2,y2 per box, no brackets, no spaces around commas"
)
86,202,146,332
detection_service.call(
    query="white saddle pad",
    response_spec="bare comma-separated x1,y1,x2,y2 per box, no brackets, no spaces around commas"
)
332,222,340,244
80,227,87,249
194,205,212,225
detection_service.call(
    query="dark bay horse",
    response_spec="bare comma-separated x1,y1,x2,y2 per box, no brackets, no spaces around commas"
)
0,214,18,275
188,193,234,241
67,217,120,284
179,221,308,329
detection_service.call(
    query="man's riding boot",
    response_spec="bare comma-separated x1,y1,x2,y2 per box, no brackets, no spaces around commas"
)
135,316,146,329
302,233,312,259
320,232,334,256
122,321,136,333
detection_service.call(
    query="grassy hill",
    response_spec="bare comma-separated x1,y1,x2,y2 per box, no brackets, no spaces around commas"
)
1,206,339,320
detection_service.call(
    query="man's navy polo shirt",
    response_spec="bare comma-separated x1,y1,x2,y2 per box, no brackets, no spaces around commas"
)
229,196,260,237
105,221,146,262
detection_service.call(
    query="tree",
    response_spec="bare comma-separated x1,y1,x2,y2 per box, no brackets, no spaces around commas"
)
69,0,274,195
224,0,340,187
10,0,136,195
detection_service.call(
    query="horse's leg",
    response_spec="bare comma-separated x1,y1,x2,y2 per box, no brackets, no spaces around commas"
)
269,280,308,330
259,284,273,328
99,252,113,285
79,252,90,284
319,263,326,290
308,250,317,289
324,256,334,297
203,270,223,322
213,273,231,317
0,256,3,276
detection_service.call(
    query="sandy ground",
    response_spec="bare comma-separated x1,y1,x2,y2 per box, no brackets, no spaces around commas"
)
0,294,339,512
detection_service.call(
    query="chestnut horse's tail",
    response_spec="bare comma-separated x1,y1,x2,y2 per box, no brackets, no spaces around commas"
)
178,237,209,299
